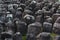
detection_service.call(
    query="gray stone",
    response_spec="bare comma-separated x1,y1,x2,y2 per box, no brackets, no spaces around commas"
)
36,32,51,40
26,33,36,40
0,0,4,3
35,10,43,16
44,11,52,16
36,15,43,23
23,14,35,24
54,35,60,40
3,0,12,3
1,32,13,40
43,22,52,32
13,32,22,40
53,17,60,34
27,22,42,35
52,14,60,23
43,0,58,2
23,10,33,15
45,17,52,23
0,23,3,33
15,20,27,35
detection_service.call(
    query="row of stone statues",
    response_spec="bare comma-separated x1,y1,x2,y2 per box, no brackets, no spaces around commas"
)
0,0,59,40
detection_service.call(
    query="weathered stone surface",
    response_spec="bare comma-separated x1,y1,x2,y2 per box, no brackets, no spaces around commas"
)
45,17,52,23
26,33,36,40
23,14,35,24
13,32,22,40
27,22,42,35
52,14,60,23
1,31,13,40
43,22,52,32
54,35,60,40
53,17,60,34
36,32,51,40
15,20,27,35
